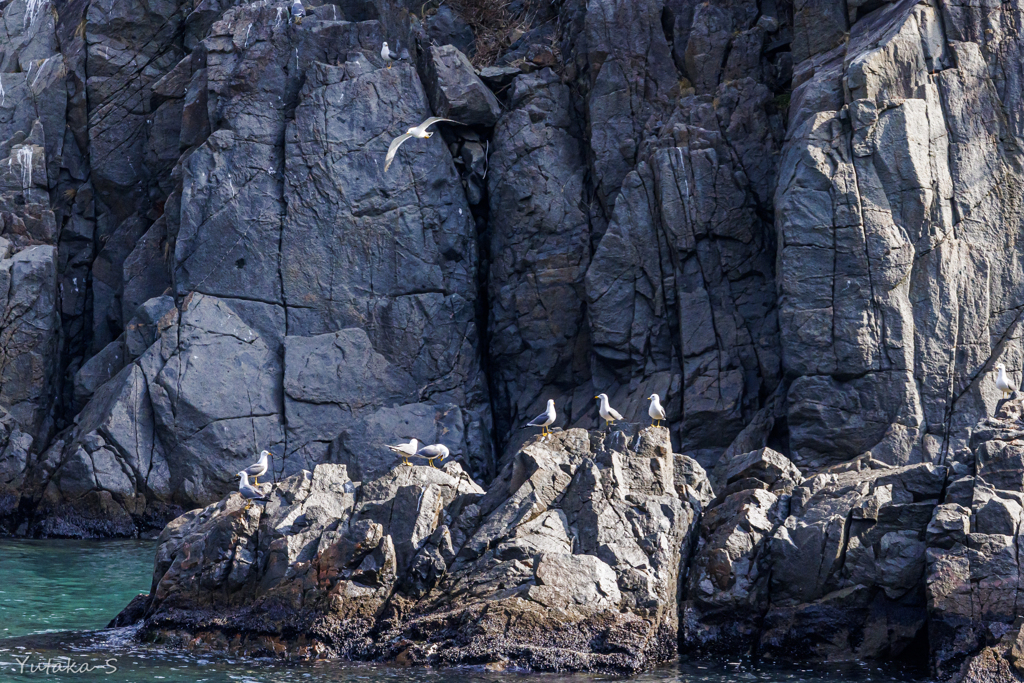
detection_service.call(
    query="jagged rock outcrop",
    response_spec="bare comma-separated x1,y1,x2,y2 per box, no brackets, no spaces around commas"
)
927,397,1024,680
4,0,1024,674
117,426,710,672
682,445,944,662
679,393,1024,679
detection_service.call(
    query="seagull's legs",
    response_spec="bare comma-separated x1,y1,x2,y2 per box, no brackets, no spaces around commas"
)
402,456,411,466
428,458,437,468
253,476,259,486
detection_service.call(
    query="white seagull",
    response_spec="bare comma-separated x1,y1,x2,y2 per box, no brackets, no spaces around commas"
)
237,471,269,511
387,438,419,466
527,399,557,435
384,116,462,172
242,449,270,486
413,443,450,468
290,0,305,23
381,41,399,68
595,393,623,428
648,393,666,427
995,363,1017,398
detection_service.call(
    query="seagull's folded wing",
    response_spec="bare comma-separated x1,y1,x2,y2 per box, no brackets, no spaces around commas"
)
527,412,546,426
384,133,413,171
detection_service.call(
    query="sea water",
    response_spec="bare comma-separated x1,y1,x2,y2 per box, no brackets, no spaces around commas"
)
0,538,929,683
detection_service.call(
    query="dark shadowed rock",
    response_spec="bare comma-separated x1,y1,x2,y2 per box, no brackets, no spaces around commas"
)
420,45,502,126
424,7,475,57
0,244,58,442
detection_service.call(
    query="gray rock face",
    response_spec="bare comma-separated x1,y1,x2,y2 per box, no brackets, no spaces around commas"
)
684,446,944,662
928,400,1024,679
0,244,58,442
1,0,1024,674
118,427,707,672
487,69,590,446
777,0,1019,469
420,45,501,126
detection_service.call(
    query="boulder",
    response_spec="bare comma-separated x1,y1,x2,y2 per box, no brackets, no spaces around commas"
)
420,45,502,126
119,426,707,672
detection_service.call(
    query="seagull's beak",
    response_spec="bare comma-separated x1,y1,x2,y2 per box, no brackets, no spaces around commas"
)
594,395,599,399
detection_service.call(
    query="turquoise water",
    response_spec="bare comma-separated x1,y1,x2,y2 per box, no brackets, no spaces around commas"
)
0,539,928,682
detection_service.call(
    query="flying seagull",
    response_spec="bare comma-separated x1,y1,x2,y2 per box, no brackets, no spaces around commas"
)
290,0,305,23
381,41,399,68
384,117,462,172
237,471,269,511
387,438,419,466
413,443,450,468
648,393,666,427
527,399,556,436
242,449,270,486
595,393,623,429
996,363,1017,398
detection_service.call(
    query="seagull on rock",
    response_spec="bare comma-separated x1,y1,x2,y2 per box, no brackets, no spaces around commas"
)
387,438,419,466
595,393,623,429
413,443,449,468
996,363,1017,398
237,471,269,511
648,393,666,427
381,41,399,68
242,449,270,486
290,0,305,23
384,116,463,172
527,399,556,436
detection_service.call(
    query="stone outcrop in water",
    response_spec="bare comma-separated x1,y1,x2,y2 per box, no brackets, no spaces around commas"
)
116,426,710,672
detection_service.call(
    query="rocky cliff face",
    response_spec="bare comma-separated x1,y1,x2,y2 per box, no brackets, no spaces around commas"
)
4,0,1024,674
117,427,711,672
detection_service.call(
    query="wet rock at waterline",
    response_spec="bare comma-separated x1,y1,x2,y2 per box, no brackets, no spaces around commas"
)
118,427,707,672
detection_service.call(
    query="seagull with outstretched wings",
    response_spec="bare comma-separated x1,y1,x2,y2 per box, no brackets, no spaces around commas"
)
384,117,464,172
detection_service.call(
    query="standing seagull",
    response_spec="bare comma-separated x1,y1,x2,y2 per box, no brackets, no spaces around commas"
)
384,117,463,172
237,471,269,511
413,443,449,468
996,363,1017,398
242,449,270,486
527,399,557,436
290,0,305,23
595,393,623,429
648,393,667,428
381,41,399,68
387,438,419,466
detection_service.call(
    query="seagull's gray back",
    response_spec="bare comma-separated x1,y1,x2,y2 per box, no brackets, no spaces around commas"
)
244,451,269,477
416,444,449,458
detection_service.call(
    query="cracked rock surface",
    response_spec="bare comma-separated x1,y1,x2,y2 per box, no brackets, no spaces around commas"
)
0,0,1023,674
117,426,707,672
